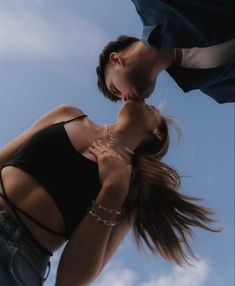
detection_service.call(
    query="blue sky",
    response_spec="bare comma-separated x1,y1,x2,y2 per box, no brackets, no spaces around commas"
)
0,1,234,285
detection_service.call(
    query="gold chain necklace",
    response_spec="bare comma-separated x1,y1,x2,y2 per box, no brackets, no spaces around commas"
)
104,125,135,155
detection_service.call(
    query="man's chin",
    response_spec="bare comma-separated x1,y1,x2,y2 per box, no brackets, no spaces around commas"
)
132,91,150,101
126,92,150,101
140,92,151,100
144,93,151,99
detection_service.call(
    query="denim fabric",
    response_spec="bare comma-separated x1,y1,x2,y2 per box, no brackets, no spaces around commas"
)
0,206,50,286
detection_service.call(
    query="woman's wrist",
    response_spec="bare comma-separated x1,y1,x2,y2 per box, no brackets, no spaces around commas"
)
88,209,117,227
102,179,129,193
95,183,128,213
92,200,121,215
87,200,121,227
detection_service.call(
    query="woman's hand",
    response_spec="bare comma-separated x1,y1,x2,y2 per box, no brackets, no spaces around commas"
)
56,141,133,286
88,141,131,190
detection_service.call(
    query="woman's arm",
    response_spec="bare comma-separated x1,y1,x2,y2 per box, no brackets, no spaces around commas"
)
56,184,131,286
96,213,133,276
0,104,83,166
56,142,132,286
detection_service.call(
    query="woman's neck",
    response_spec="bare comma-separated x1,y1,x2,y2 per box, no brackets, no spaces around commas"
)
87,118,145,157
105,123,144,154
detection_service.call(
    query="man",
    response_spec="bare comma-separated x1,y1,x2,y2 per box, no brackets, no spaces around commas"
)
96,0,235,104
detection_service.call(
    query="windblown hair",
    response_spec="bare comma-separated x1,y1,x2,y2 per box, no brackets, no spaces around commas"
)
122,116,220,265
96,35,139,102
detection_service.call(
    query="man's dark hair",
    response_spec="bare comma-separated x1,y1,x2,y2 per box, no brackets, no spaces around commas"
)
96,35,139,101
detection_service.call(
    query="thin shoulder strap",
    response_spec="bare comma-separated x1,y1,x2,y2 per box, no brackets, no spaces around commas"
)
63,114,87,124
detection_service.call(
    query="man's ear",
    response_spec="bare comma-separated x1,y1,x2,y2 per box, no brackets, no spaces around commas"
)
109,52,124,67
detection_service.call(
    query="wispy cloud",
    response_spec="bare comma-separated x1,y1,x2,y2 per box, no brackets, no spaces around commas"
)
91,259,210,286
93,264,137,286
44,252,210,286
0,0,108,61
140,260,209,286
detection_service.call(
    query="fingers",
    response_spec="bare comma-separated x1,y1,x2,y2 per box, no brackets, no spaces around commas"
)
88,145,99,158
88,140,121,158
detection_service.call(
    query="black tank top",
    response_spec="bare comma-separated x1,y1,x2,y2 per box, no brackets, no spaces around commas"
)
0,115,101,240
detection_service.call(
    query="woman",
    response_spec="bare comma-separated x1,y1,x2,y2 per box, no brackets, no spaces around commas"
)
0,101,217,286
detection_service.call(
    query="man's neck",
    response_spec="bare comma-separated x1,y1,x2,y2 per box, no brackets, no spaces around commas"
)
126,41,175,77
149,45,175,74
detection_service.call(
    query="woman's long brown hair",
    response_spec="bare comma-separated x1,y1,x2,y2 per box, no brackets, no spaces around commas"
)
122,115,220,265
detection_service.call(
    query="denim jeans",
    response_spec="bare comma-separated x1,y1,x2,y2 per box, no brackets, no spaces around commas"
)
0,205,51,286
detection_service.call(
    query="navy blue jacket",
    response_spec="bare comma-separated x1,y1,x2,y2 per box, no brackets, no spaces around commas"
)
131,0,235,103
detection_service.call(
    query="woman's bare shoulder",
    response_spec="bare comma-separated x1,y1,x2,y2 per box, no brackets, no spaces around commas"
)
52,104,85,118
44,104,86,124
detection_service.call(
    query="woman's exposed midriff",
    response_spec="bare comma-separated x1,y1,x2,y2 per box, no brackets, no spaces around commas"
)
0,166,66,253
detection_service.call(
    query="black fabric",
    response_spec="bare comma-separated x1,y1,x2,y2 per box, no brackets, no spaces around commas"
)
166,59,235,103
1,115,101,239
131,0,235,103
132,0,235,49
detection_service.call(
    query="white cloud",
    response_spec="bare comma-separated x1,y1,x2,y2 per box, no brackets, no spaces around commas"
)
140,260,209,286
91,259,209,286
91,262,137,286
0,1,108,61
44,246,209,286
93,267,137,286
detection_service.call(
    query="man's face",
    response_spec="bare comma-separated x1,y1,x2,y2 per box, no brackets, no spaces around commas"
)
105,63,156,101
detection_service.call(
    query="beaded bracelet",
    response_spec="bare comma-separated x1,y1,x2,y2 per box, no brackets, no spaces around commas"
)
88,210,117,226
92,200,121,215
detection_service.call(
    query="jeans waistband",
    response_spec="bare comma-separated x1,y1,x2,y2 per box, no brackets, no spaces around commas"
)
0,204,50,274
